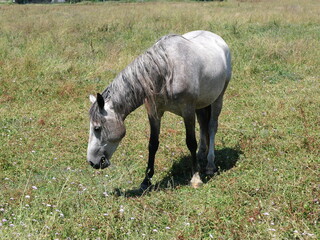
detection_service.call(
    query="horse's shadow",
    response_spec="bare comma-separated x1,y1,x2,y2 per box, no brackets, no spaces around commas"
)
114,147,242,198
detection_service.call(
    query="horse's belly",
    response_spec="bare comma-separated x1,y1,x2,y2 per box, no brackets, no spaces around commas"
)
195,90,222,109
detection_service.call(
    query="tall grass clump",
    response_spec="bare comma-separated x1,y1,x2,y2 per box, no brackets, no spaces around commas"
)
0,0,319,239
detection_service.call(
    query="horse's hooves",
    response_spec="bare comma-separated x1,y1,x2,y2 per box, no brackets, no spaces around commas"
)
190,181,203,188
140,183,152,192
190,172,203,188
206,167,218,176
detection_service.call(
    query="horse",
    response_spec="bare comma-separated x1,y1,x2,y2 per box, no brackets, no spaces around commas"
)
87,30,232,190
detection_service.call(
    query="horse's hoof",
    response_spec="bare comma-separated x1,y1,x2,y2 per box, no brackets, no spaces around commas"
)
190,172,203,188
140,184,148,192
190,181,203,188
206,167,218,176
140,183,151,192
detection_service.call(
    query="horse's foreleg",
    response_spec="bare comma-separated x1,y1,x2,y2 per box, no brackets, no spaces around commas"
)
140,115,161,191
183,111,203,188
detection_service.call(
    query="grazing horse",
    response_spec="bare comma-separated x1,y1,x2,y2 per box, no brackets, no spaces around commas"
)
87,30,231,189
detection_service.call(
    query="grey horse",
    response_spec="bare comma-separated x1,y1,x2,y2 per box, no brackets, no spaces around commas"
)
87,30,232,189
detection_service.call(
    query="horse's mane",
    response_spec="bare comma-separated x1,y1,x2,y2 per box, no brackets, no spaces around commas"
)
89,34,181,121
102,34,178,115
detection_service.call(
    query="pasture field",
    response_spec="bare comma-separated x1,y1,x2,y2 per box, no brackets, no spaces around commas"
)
0,0,319,239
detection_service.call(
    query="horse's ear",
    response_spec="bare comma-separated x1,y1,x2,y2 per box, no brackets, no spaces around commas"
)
96,93,105,109
89,95,96,104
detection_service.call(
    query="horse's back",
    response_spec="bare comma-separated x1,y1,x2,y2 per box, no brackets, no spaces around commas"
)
182,30,231,79
183,30,229,55
163,31,231,110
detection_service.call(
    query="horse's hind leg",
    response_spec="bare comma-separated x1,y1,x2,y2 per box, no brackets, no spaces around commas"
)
206,95,224,175
183,108,203,188
196,105,211,169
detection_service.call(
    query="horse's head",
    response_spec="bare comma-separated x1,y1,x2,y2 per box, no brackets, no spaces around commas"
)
87,93,126,169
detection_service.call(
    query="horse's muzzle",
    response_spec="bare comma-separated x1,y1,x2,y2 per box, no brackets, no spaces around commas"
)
89,156,110,169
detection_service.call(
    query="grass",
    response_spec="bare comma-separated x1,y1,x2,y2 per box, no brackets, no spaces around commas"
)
0,0,319,239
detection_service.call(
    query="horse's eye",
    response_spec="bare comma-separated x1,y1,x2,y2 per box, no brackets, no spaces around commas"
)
94,126,101,132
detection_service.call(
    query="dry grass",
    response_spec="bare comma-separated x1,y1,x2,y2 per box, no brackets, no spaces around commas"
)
0,0,319,239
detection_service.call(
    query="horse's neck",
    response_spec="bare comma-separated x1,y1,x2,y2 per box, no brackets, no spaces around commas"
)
108,52,167,119
109,77,146,120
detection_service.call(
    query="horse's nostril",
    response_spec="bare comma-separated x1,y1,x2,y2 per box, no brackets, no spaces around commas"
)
89,161,101,169
88,157,108,169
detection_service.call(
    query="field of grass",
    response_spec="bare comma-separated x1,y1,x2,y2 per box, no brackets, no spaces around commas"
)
0,0,319,239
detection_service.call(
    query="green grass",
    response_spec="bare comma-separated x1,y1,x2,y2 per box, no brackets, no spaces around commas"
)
0,0,319,239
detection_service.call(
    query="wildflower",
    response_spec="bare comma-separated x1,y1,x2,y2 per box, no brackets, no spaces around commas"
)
152,229,158,232
103,213,108,216
165,226,171,230
2,219,7,222
130,217,135,220
268,228,276,231
25,195,30,199
119,205,124,213
32,186,38,190
262,212,270,216
184,222,190,226
0,208,4,212
9,224,15,227
209,233,214,238
302,232,315,237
